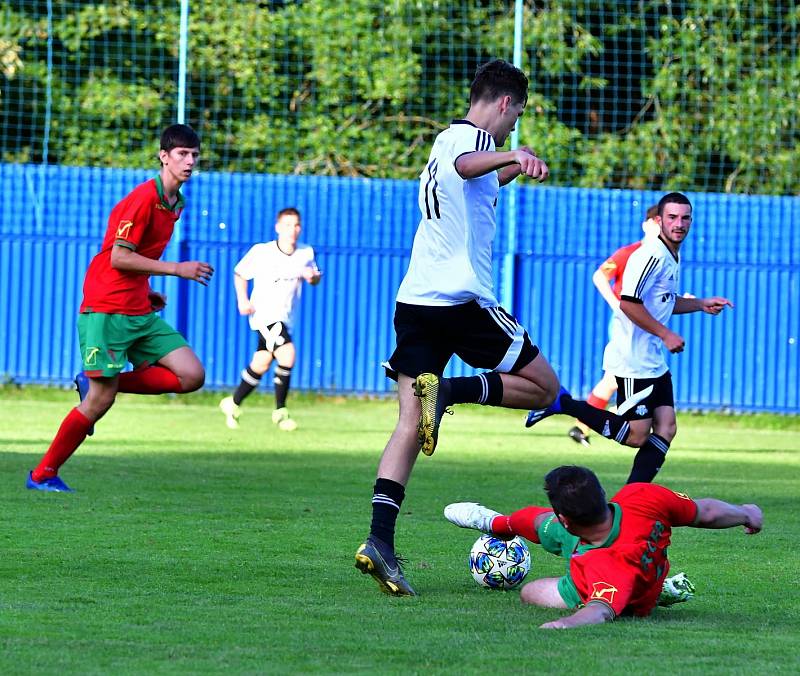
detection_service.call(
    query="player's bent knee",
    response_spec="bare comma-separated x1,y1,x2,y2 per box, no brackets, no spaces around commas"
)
179,368,205,393
519,578,567,608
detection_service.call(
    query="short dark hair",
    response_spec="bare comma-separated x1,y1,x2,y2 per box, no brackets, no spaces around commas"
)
277,207,300,220
469,59,528,106
646,204,659,220
544,466,608,527
160,124,200,152
657,192,692,217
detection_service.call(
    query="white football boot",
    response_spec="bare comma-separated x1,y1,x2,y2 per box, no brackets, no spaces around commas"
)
444,502,502,533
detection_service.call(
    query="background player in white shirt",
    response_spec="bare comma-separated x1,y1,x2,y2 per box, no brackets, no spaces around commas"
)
355,59,558,597
219,208,321,431
567,206,661,447
527,193,733,483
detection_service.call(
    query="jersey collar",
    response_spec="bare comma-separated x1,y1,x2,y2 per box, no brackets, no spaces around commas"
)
154,174,185,213
451,119,478,127
657,235,680,263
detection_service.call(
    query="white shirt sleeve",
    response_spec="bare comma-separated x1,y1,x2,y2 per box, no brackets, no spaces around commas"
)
452,125,495,169
233,244,261,281
620,247,662,304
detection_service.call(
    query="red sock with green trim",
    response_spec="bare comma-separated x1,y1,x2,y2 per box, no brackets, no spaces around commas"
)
32,408,92,481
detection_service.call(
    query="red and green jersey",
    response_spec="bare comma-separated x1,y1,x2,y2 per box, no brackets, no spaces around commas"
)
530,483,698,617
80,175,184,315
597,241,642,300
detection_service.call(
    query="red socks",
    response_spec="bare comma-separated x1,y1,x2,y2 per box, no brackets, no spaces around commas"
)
587,393,609,410
117,366,182,394
32,408,93,481
490,506,553,543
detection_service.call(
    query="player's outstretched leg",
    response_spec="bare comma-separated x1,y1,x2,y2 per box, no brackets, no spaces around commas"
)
413,373,453,456
528,388,633,446
354,536,417,596
525,385,570,427
444,502,501,533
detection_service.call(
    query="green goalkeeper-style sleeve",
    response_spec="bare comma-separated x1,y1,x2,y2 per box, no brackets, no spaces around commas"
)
536,513,580,559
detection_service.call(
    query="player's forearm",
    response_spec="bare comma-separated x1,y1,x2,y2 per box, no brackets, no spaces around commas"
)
694,499,754,529
233,274,250,301
111,246,179,276
592,270,619,309
456,151,519,179
540,603,614,629
672,296,703,314
498,164,522,186
620,300,668,338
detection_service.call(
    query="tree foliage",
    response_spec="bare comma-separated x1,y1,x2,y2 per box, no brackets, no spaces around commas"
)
1,0,798,194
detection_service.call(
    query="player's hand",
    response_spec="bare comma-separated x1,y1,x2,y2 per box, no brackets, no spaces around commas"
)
176,261,214,285
742,504,763,534
302,266,322,284
661,329,685,353
539,620,570,629
148,291,167,311
514,148,549,182
701,296,734,315
237,300,256,315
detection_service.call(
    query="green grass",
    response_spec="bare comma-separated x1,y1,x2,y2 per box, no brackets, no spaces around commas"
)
1,390,798,674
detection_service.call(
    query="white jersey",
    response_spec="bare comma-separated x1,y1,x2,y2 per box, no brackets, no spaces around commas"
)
234,241,317,331
603,237,680,378
396,120,500,308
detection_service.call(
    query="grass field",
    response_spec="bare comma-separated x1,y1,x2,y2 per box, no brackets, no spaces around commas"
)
1,389,798,674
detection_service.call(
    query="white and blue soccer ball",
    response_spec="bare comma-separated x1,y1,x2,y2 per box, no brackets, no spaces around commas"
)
469,534,531,589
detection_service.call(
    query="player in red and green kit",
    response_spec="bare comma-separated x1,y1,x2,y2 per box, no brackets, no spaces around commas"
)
445,465,763,628
26,124,214,493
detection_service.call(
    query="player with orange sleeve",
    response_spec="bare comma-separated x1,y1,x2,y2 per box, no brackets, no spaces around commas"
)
444,465,762,628
567,206,660,447
26,124,214,493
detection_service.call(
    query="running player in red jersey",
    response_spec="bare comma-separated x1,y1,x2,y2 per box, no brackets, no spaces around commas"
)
567,206,660,447
445,465,762,629
26,124,214,493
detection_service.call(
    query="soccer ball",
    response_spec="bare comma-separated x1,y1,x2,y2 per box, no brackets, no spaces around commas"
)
469,534,531,589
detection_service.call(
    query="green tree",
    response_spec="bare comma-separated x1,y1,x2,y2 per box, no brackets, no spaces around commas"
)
1,0,797,194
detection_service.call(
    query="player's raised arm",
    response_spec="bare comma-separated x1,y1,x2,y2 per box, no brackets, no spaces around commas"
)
672,295,733,315
456,148,548,183
692,499,763,534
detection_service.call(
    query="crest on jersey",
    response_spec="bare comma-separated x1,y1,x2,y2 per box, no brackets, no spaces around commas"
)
590,581,618,604
636,404,648,416
116,220,134,239
673,491,692,501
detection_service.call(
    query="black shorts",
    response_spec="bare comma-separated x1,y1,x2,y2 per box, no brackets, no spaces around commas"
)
614,372,674,420
385,300,539,379
256,321,293,353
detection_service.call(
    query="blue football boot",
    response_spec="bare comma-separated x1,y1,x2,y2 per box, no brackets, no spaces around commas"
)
26,472,75,493
525,386,570,428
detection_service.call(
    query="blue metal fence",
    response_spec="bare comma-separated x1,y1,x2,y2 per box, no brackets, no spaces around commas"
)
1,163,798,413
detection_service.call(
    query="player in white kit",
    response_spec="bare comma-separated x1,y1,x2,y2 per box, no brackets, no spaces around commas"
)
219,208,321,431
526,193,733,483
354,59,558,596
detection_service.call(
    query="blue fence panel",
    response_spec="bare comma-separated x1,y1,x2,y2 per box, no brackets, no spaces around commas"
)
1,164,798,413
